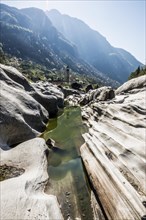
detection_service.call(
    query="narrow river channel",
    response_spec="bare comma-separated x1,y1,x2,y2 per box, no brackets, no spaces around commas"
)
42,106,93,220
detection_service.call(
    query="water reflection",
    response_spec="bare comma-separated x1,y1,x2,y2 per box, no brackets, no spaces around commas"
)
43,107,93,220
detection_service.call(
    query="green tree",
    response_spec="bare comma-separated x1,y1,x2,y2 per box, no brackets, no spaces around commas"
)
0,43,6,63
136,66,140,76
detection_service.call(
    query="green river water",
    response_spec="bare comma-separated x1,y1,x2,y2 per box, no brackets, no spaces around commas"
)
42,106,93,220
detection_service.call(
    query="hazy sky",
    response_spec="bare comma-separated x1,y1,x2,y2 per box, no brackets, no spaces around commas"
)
1,0,145,64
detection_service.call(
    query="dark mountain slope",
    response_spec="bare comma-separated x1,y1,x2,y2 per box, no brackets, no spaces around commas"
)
0,4,76,66
47,9,142,83
0,4,119,86
0,4,121,86
21,7,78,57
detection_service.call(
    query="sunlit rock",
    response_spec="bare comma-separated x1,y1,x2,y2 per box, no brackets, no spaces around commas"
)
0,138,63,220
0,64,64,148
80,86,115,106
81,76,146,219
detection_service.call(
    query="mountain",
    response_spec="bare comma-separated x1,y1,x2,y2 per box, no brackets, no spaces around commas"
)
47,9,142,83
0,3,119,87
0,4,76,68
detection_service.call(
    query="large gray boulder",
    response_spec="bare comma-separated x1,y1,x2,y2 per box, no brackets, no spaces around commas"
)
0,64,33,91
0,64,64,148
31,81,64,116
0,64,64,116
80,86,115,105
0,79,48,148
116,74,146,94
0,138,63,220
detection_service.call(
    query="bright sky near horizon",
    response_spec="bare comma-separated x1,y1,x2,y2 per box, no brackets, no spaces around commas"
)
1,0,146,64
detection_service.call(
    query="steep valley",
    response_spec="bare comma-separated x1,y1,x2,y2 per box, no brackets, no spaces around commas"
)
0,4,145,219
0,63,146,220
0,3,143,87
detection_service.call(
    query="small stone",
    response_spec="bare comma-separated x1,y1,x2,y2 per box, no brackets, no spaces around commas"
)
142,201,146,208
65,191,71,196
46,138,55,148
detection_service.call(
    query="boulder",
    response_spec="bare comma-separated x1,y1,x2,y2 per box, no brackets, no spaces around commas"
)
0,64,34,91
46,138,55,148
61,87,80,98
71,82,82,90
80,86,115,105
0,64,64,116
32,81,64,110
116,74,146,94
0,79,48,148
30,91,59,117
85,84,93,93
0,64,64,148
0,138,63,220
65,94,81,106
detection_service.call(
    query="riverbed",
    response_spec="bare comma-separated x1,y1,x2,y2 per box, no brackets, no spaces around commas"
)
42,106,93,220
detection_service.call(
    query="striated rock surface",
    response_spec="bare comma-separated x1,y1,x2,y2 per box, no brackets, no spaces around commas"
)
31,81,64,116
116,74,146,94
80,86,115,106
0,74,48,148
0,138,63,220
0,64,64,148
80,76,146,219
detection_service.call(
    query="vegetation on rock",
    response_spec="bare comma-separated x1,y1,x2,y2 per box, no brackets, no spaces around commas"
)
0,165,24,181
128,66,146,80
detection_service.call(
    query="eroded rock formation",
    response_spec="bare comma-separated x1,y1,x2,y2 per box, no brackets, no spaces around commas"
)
80,75,146,219
0,64,64,147
1,62,145,219
0,138,63,220
79,86,115,106
0,64,64,219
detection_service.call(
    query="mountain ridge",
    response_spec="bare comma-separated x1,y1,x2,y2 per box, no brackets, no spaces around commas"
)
0,3,142,86
47,9,142,83
1,3,120,87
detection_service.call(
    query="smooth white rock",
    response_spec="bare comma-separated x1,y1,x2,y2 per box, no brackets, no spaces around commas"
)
0,138,63,220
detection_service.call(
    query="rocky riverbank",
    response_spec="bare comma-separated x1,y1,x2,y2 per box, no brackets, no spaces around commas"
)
0,64,64,219
0,64,64,148
0,63,146,220
80,75,146,219
0,138,63,220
